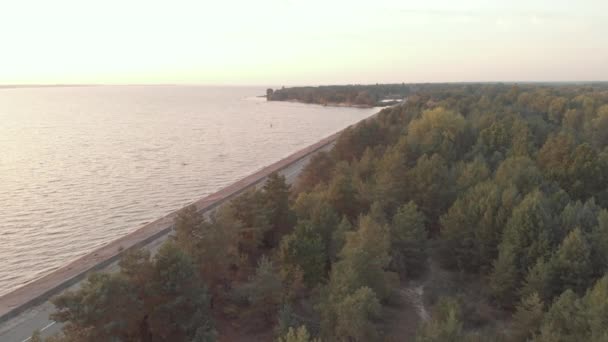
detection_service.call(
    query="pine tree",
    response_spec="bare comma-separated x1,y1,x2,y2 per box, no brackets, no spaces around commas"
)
51,272,142,340
327,161,361,220
294,151,335,193
583,275,608,340
337,215,392,299
390,201,427,277
263,172,295,246
590,210,608,276
147,243,214,341
416,297,464,342
535,290,588,342
439,181,514,273
237,255,283,323
409,153,453,233
334,287,381,342
511,293,544,342
319,214,393,340
520,258,555,303
373,144,410,214
552,228,592,295
407,107,467,161
279,222,327,287
490,245,519,307
329,216,352,263
491,191,556,306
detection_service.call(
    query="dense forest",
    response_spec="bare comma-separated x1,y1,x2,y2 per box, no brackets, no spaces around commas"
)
37,83,608,341
267,84,412,107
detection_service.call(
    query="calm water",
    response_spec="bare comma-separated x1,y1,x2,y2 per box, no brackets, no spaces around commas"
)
0,86,377,296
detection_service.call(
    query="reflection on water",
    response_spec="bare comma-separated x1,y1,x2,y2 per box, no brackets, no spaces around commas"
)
0,86,377,296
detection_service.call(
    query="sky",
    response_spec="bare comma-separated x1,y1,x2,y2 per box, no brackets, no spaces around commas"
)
0,0,607,85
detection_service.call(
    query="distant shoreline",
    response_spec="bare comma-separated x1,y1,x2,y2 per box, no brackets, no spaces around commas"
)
270,97,403,109
267,97,376,108
0,84,100,90
287,99,376,108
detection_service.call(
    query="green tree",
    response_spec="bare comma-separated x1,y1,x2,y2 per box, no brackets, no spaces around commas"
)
118,248,153,293
548,97,568,124
336,215,393,299
511,293,544,342
590,210,608,276
533,275,608,342
537,133,575,183
407,107,467,161
567,143,605,200
205,205,241,282
279,222,327,287
319,215,393,340
454,157,490,192
390,201,428,277
534,290,587,342
373,143,411,214
52,243,214,342
237,256,283,323
174,205,206,258
355,147,379,182
552,228,592,295
591,105,608,148
231,189,272,258
562,109,583,136
293,190,340,268
295,151,335,193
416,297,464,342
495,156,542,195
492,191,556,302
333,120,385,162
490,245,520,307
509,117,533,157
476,120,510,161
584,275,608,341
334,287,382,342
330,216,353,262
263,173,296,247
327,161,361,220
440,182,518,273
147,243,215,341
409,153,453,233
51,273,142,341
559,199,599,238
520,258,555,303
174,205,239,288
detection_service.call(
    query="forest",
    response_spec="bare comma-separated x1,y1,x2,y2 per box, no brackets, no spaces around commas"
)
36,83,608,341
267,84,412,107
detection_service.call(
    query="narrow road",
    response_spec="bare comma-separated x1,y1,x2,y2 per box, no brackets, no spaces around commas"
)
0,144,328,341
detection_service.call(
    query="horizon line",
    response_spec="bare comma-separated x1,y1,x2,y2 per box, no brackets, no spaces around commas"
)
2,80,608,90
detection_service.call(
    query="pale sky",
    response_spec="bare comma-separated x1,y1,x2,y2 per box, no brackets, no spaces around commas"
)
1,0,607,85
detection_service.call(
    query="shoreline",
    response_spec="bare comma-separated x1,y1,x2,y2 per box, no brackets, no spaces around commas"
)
0,131,338,324
267,97,377,108
0,107,380,330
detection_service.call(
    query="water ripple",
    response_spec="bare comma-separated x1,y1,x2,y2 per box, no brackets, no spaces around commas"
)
0,86,377,296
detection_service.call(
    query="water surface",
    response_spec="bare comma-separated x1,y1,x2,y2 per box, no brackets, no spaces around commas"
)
0,86,377,296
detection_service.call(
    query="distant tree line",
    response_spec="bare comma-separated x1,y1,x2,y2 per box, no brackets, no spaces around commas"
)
267,84,412,107
38,83,608,341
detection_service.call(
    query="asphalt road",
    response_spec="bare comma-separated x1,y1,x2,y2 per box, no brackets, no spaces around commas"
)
0,144,328,342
